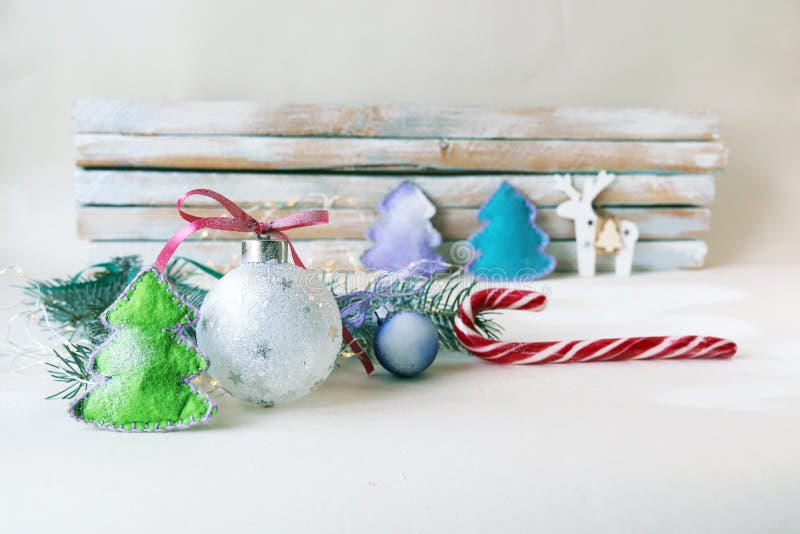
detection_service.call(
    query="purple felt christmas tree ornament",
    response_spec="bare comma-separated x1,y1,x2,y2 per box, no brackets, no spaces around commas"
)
361,181,445,273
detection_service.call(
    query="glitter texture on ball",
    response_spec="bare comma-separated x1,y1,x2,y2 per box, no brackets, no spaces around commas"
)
197,261,342,406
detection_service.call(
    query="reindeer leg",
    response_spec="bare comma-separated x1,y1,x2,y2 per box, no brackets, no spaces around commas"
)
615,220,639,276
615,248,633,276
576,227,596,277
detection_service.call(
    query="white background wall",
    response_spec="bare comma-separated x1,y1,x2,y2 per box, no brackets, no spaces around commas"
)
1,0,798,275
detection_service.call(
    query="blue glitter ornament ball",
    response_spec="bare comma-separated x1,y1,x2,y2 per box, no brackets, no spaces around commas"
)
374,311,440,377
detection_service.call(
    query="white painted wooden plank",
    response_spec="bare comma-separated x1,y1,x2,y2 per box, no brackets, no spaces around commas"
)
75,170,716,207
77,206,709,241
74,134,728,173
87,240,708,273
550,240,708,272
73,100,721,140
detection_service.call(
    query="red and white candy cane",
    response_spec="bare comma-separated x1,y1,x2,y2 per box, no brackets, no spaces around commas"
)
455,288,737,364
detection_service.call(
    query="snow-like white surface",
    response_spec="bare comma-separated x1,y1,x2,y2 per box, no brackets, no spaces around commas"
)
1,262,798,533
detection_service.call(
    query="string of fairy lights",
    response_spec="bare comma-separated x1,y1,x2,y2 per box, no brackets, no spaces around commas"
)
0,265,230,398
0,189,489,399
1,266,76,370
184,193,371,275
0,262,404,398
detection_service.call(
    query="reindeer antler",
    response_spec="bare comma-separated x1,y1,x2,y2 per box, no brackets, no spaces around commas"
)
581,171,616,203
553,174,580,201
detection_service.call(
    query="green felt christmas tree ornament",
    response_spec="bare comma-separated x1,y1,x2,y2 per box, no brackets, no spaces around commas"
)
70,267,216,431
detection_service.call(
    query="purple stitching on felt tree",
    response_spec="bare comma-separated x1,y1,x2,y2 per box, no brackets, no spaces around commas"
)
69,267,216,432
466,181,556,281
361,181,445,273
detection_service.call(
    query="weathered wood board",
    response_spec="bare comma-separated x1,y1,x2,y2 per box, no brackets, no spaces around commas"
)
75,170,716,208
73,101,725,272
78,206,710,241
73,100,721,140
88,240,709,273
75,134,728,173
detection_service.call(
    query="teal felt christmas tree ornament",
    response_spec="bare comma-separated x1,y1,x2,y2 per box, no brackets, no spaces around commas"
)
466,181,555,281
70,267,216,431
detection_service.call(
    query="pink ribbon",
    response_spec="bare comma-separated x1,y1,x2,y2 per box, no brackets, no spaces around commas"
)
154,188,329,271
155,188,374,374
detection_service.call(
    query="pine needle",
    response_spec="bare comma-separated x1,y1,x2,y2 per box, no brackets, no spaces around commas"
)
332,270,501,359
44,343,94,400
21,256,142,344
25,256,209,399
27,256,500,398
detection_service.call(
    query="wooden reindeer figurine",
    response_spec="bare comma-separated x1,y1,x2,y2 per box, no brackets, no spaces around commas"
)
554,171,640,276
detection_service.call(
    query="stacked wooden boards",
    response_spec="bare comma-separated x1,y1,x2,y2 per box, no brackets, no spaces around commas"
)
74,100,726,272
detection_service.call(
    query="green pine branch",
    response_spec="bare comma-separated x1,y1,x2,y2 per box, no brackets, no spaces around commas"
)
21,256,142,344
332,270,501,361
45,343,95,400
23,256,501,399
23,256,207,399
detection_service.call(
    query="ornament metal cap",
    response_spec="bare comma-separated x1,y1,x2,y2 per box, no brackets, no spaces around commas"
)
242,238,288,263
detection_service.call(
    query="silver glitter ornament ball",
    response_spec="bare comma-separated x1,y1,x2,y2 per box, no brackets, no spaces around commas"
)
197,241,342,406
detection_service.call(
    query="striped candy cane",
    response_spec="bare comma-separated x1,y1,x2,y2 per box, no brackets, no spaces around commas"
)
455,288,737,364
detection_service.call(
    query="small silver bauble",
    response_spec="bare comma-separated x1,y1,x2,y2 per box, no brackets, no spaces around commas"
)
197,239,342,406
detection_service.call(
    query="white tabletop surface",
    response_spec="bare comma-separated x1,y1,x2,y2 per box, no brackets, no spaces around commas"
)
2,262,798,534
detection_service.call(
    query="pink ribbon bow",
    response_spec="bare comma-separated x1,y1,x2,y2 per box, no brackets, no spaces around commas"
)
154,188,329,271
154,188,374,374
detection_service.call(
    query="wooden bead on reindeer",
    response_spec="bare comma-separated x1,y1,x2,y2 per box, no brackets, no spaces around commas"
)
554,171,640,276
